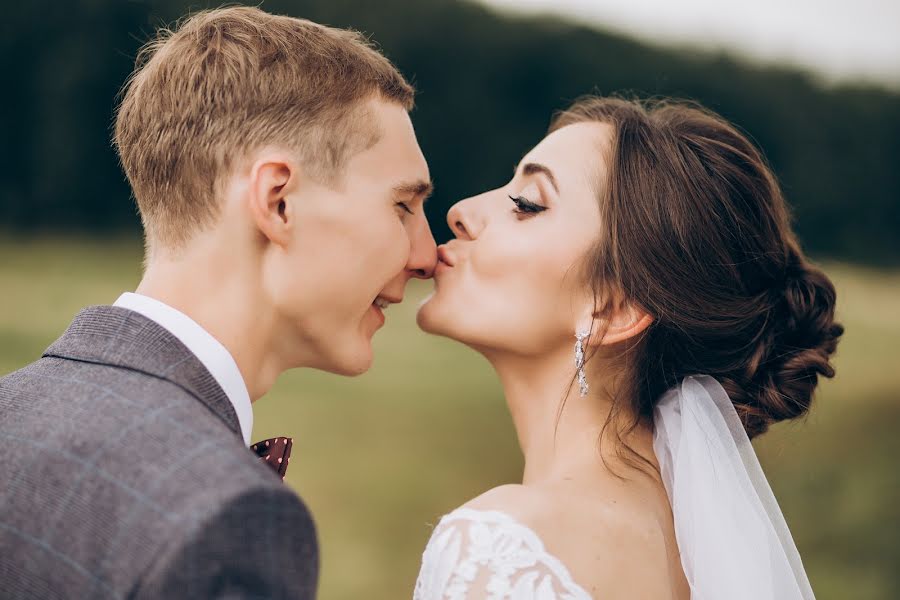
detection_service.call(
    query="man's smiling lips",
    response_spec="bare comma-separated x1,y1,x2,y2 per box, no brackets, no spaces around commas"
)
370,294,401,325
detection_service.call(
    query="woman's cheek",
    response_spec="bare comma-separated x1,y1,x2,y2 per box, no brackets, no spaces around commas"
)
472,231,531,279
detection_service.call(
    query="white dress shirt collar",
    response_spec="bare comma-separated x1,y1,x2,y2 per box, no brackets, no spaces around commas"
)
113,292,253,446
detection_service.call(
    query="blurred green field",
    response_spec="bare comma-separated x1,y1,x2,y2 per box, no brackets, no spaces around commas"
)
1,236,898,600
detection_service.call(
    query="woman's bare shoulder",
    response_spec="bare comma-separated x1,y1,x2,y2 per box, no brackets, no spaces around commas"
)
455,482,688,599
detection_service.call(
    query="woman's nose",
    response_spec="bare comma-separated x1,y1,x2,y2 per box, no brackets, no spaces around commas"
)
447,196,484,240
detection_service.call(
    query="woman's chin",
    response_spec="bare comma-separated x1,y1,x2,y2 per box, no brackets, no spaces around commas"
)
415,298,441,334
416,295,457,338
417,298,489,355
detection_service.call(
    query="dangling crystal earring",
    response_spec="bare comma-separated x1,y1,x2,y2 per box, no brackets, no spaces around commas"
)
574,328,590,397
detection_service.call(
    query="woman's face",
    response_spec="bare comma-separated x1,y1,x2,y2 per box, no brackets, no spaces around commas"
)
417,122,611,356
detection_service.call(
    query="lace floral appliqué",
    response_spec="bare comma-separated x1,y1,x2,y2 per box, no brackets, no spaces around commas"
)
414,508,592,600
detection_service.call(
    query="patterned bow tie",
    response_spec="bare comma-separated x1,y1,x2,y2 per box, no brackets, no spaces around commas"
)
250,436,293,480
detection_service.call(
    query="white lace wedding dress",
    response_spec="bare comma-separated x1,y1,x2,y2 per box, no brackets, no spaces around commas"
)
413,376,818,600
413,508,592,600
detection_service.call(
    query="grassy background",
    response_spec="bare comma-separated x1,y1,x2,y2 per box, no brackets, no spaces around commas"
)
1,236,897,599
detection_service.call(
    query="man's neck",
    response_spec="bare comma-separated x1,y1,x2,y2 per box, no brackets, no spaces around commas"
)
135,256,280,401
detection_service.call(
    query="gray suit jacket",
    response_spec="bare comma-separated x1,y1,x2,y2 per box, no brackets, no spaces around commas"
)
0,306,319,599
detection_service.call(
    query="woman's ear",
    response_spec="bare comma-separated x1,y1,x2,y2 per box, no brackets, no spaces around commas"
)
601,304,653,346
247,152,298,247
577,298,653,348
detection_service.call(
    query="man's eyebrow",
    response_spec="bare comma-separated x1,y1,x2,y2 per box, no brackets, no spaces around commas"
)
515,162,560,194
393,179,434,202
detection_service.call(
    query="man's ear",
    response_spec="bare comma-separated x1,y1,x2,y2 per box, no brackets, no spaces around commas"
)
577,298,653,348
247,153,298,247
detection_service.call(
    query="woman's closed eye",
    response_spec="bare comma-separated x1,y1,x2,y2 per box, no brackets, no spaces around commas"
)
509,195,547,216
396,201,415,215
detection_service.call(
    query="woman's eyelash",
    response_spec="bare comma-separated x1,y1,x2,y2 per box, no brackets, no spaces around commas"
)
396,202,414,215
509,195,546,214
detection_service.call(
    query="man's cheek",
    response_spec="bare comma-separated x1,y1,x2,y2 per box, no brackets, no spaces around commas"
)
385,223,412,269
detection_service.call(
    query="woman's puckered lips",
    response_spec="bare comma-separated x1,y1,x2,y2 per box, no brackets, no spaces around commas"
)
436,244,457,267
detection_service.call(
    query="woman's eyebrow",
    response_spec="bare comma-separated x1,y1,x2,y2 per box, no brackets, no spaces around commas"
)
514,162,560,194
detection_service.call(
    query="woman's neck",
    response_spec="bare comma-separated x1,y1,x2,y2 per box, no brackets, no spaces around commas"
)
486,345,655,486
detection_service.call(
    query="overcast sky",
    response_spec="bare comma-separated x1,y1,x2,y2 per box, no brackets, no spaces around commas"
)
478,0,900,88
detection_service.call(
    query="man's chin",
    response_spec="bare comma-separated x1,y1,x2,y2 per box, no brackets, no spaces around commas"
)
328,339,374,377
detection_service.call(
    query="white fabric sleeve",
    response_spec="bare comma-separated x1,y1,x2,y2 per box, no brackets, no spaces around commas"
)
413,508,592,600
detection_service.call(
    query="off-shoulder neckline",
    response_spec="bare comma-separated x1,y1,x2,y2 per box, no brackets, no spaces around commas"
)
439,506,593,598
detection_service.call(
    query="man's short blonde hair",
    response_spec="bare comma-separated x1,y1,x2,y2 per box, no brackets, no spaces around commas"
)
113,6,415,250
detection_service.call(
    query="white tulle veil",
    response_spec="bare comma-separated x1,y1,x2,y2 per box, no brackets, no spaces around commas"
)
652,375,816,599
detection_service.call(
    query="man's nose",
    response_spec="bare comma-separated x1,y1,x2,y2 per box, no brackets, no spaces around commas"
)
407,214,437,279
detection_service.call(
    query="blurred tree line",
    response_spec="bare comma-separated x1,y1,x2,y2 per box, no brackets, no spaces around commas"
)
2,0,898,265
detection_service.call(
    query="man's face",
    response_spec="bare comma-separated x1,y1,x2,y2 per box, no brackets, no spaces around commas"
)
267,97,436,375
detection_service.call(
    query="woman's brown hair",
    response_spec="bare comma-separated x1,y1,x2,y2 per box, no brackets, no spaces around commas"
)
550,96,843,443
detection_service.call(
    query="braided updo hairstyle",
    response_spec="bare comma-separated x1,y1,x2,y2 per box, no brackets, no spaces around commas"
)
551,97,843,439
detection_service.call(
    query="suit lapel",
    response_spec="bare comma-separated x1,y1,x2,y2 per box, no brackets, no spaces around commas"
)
43,305,242,439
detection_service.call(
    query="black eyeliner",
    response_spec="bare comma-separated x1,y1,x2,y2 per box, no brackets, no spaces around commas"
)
508,194,546,214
